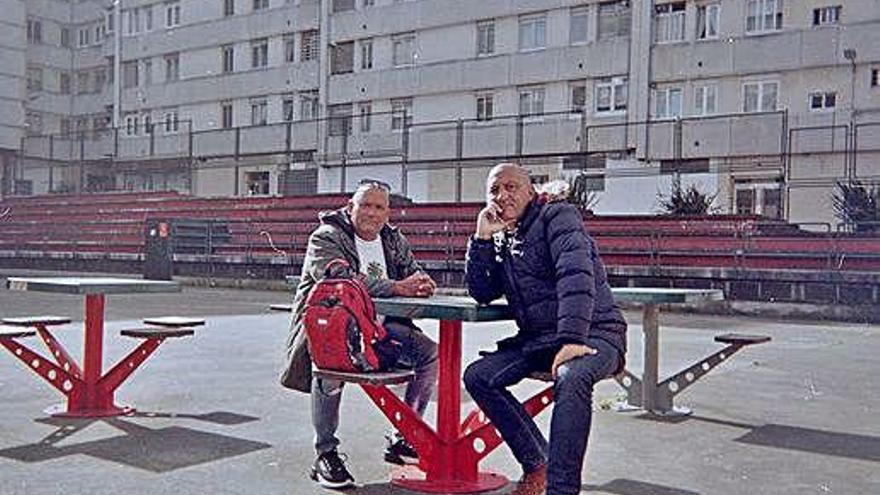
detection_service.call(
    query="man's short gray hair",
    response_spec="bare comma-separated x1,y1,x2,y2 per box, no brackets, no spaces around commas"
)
351,181,391,205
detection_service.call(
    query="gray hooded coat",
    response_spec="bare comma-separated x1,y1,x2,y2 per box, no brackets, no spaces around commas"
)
279,207,422,392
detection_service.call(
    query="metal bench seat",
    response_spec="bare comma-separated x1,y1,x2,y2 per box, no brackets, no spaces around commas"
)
120,327,196,339
142,316,205,328
714,333,772,346
313,368,415,386
1,316,71,327
0,326,37,338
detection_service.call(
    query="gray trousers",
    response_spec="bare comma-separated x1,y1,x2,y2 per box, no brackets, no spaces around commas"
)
312,319,438,454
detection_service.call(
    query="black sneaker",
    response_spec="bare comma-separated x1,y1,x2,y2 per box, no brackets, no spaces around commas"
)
309,450,355,489
383,434,419,465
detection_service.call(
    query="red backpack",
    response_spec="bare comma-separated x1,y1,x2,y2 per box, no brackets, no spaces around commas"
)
304,259,399,372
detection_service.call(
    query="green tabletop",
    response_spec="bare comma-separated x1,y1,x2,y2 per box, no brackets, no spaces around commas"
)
611,287,724,304
373,295,512,322
5,277,181,295
372,288,723,322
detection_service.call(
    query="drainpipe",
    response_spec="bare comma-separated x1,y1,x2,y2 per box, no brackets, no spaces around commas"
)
112,0,122,129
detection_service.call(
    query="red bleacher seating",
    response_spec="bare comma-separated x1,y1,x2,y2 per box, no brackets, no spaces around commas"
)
1,192,878,273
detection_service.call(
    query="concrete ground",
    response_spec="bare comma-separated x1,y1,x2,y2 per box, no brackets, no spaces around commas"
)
0,276,878,495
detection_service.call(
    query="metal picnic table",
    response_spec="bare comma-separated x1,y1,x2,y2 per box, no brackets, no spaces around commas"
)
1,277,180,417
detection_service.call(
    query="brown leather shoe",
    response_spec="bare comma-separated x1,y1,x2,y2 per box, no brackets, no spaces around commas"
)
510,464,547,495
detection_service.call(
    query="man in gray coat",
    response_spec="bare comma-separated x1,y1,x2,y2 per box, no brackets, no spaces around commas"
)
280,180,438,488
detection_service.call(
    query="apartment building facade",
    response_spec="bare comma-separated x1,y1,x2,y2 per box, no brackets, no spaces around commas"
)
3,0,879,227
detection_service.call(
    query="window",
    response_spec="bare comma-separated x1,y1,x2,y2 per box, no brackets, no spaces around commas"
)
163,109,179,133
696,3,720,40
245,171,270,196
477,20,495,56
165,2,181,28
27,67,43,92
735,182,781,218
122,61,138,88
224,0,235,17
125,8,140,35
78,28,91,47
570,82,587,114
333,0,355,12
654,87,683,119
746,0,782,34
76,116,90,137
596,77,628,113
60,28,71,47
299,91,318,121
143,6,153,31
25,112,42,136
164,53,179,82
391,98,413,130
60,72,71,94
300,30,319,62
253,0,269,10
476,93,494,122
222,45,235,73
359,39,373,69
392,33,416,67
124,114,139,136
93,116,108,136
518,14,547,51
250,98,268,125
94,68,107,92
598,1,631,40
27,19,42,44
694,84,717,116
142,59,152,86
221,101,234,128
105,11,114,33
362,0,375,6
251,38,268,68
518,86,545,118
284,34,295,63
77,71,91,93
570,7,589,45
60,118,71,138
328,103,352,136
743,80,778,112
813,6,840,26
331,41,354,74
655,3,685,43
809,91,836,111
280,96,295,122
873,69,879,87
358,102,372,132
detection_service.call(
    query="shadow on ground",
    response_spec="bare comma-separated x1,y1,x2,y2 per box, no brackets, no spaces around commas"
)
0,411,269,472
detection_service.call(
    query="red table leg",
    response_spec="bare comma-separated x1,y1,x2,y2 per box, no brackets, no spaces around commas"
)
57,294,131,417
391,319,508,494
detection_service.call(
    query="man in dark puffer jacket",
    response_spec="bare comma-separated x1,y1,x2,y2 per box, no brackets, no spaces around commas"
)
463,163,627,495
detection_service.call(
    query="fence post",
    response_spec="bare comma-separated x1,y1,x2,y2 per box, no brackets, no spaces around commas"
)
455,119,463,202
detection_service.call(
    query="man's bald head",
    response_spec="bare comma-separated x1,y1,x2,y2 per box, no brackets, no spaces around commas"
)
487,163,531,185
485,162,535,224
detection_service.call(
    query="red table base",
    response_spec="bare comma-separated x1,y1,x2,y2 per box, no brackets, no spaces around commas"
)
392,465,508,493
356,320,556,493
0,295,169,417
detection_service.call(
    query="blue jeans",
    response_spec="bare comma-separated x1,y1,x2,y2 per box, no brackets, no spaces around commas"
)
312,319,438,455
463,338,620,495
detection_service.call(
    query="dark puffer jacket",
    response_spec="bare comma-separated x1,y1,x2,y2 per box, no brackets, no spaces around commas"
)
465,197,627,367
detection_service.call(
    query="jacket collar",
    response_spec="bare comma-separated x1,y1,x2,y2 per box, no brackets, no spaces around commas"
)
514,195,547,235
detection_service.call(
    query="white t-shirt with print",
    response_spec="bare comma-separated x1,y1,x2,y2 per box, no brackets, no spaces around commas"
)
355,235,388,280
355,234,388,322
